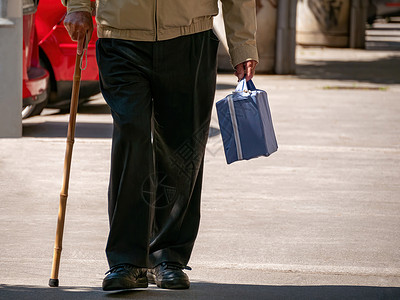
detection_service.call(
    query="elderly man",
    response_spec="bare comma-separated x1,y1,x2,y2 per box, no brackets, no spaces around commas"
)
62,0,258,291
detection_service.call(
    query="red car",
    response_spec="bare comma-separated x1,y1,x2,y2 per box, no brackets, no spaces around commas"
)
23,0,99,118
22,0,49,119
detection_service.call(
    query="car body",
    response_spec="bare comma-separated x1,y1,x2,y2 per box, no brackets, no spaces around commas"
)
23,0,99,118
22,0,50,119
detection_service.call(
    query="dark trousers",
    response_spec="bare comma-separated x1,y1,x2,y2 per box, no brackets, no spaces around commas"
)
96,30,219,268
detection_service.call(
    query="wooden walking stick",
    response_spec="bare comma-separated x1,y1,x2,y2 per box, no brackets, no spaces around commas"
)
49,45,85,287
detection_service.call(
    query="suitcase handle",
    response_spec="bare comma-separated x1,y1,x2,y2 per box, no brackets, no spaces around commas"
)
235,78,256,92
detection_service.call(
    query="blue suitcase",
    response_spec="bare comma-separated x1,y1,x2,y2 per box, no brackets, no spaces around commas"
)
216,79,278,164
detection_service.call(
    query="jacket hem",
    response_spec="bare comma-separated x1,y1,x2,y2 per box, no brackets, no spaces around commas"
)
97,18,214,42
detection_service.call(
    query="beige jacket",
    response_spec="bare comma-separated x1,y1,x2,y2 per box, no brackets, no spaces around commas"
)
62,0,258,67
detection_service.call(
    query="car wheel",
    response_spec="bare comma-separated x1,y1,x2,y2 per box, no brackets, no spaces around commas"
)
22,98,48,119
21,56,53,119
22,104,36,119
22,59,51,119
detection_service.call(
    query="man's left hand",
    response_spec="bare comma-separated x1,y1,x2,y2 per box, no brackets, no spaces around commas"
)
235,60,258,81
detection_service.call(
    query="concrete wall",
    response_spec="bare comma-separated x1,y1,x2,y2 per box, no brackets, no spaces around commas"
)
0,0,22,138
297,0,351,47
296,0,368,48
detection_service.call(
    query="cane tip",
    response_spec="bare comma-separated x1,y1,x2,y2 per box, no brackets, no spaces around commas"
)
49,278,59,287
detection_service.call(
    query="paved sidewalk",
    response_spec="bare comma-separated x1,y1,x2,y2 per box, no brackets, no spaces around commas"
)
0,46,400,299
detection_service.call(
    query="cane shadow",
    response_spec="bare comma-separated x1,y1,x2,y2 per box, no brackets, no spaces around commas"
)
0,283,399,300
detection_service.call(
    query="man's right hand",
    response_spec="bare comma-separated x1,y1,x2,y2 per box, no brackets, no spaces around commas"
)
64,11,94,55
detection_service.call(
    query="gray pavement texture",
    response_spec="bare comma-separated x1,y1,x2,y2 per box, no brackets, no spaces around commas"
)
1,40,400,298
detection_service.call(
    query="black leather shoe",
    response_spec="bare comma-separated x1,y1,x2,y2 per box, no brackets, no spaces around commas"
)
102,264,148,291
147,262,191,289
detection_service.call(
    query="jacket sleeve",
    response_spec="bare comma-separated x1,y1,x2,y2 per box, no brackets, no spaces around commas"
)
61,0,92,14
220,0,259,68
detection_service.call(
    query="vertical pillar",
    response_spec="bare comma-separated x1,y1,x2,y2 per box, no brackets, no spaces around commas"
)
0,0,22,137
349,0,368,49
275,0,297,74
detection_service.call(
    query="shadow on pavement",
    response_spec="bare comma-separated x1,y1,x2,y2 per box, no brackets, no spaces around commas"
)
23,121,220,139
23,122,113,139
77,102,111,115
53,82,233,117
366,40,400,51
0,283,399,300
296,55,400,85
